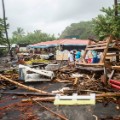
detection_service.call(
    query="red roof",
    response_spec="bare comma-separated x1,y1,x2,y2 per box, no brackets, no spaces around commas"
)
31,39,89,46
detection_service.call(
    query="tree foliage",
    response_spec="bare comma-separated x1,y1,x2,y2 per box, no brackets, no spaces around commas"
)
93,5,120,40
60,21,96,39
11,28,56,44
0,18,9,45
0,18,4,42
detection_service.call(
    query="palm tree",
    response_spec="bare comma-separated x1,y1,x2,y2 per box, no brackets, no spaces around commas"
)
12,27,25,38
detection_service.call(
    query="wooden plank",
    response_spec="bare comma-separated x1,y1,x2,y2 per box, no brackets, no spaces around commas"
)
1,91,55,96
86,47,106,50
78,63,104,66
82,40,91,63
112,66,120,70
91,41,107,45
106,53,120,57
73,78,79,85
87,43,107,48
22,97,55,102
100,36,112,63
96,92,120,97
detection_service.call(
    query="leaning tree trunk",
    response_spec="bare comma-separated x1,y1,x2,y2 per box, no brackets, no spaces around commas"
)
2,0,11,57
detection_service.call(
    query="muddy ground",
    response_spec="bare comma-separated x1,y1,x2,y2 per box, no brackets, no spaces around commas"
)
0,56,120,120
0,82,120,120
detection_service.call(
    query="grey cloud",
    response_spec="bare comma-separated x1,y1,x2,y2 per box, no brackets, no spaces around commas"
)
53,0,113,22
0,0,113,36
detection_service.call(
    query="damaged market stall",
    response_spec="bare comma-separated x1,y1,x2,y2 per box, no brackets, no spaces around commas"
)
28,39,89,60
28,39,89,51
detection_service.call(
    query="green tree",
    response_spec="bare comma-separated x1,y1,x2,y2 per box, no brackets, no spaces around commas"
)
0,18,9,44
93,5,120,40
60,21,96,39
13,27,25,37
11,29,56,44
0,18,5,44
11,27,25,43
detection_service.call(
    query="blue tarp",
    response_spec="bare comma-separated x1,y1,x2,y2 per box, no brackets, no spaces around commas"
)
28,44,86,49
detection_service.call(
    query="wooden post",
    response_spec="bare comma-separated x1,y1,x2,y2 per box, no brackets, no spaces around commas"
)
100,36,112,63
82,40,91,63
0,74,52,95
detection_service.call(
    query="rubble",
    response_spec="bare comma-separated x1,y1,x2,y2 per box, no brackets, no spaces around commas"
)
0,36,120,119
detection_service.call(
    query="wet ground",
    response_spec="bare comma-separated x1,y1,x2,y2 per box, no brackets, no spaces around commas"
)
0,82,120,120
0,56,120,120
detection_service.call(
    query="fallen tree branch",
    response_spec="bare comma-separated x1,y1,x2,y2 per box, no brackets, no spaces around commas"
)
26,96,68,120
0,74,52,95
1,91,55,96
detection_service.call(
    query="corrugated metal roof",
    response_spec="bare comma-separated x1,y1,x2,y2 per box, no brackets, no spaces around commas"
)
30,39,89,47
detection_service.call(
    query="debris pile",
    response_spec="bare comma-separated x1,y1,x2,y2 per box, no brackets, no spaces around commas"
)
0,36,120,119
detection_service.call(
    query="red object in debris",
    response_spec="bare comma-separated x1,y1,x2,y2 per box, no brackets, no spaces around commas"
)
87,58,92,63
110,83,120,90
110,80,120,86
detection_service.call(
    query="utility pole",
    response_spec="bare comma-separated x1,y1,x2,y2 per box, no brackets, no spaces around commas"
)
114,0,119,62
2,0,11,57
114,0,118,15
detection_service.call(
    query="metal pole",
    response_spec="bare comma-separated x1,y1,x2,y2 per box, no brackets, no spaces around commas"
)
114,0,119,62
114,0,118,15
2,0,11,57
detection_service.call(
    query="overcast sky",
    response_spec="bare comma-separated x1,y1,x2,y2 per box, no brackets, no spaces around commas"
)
0,0,113,37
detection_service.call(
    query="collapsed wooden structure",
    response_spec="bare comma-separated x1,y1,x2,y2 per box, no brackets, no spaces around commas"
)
80,35,120,66
77,35,120,82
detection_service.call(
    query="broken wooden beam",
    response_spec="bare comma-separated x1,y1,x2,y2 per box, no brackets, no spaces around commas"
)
21,92,120,102
96,92,120,98
0,74,52,95
55,79,72,83
0,91,55,96
78,63,104,66
73,78,79,85
112,66,120,70
22,97,55,102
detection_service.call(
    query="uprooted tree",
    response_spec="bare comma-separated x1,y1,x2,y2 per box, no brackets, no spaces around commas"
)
93,5,120,40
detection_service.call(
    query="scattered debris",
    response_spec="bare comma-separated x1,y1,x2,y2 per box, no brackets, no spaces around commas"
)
0,36,120,119
0,74,51,94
